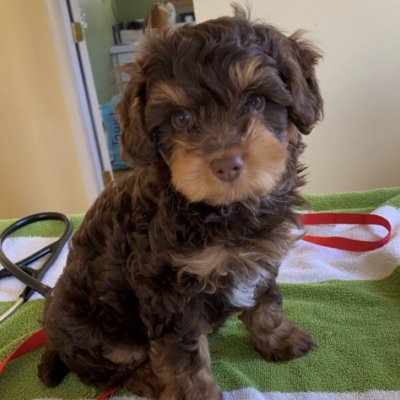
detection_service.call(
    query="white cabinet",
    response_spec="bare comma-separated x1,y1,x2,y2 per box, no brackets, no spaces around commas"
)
110,43,138,88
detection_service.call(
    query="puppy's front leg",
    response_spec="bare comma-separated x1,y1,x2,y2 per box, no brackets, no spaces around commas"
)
151,333,223,400
240,281,314,362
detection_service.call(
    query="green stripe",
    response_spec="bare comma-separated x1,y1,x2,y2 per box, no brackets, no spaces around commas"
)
304,186,400,213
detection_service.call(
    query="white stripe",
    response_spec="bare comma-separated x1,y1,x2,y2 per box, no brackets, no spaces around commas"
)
222,389,400,400
279,206,400,283
33,389,400,400
116,390,399,400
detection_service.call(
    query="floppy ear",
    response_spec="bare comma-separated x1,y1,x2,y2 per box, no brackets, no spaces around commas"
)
252,21,323,134
282,31,324,134
234,6,322,134
115,62,158,167
115,4,171,167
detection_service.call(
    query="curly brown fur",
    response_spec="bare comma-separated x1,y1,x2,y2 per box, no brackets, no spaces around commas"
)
38,8,323,400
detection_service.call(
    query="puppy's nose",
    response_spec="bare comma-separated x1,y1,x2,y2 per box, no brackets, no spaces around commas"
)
210,154,244,182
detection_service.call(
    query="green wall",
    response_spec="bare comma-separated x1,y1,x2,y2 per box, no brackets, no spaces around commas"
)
114,0,154,22
114,0,194,23
79,0,116,104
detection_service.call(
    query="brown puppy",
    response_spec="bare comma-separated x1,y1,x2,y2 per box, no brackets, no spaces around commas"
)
38,7,323,400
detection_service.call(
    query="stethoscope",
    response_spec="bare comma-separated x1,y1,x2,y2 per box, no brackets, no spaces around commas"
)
0,212,73,322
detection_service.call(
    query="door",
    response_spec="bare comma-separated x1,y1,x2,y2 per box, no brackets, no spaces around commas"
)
67,0,114,186
47,0,113,197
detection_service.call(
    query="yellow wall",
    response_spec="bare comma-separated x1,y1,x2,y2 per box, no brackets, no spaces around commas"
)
0,1,89,218
193,0,400,194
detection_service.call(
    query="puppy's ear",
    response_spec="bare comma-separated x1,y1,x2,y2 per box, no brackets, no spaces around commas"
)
115,63,157,166
144,3,169,31
283,32,324,134
253,23,322,134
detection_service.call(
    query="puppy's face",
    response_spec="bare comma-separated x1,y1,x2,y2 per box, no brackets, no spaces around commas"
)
156,85,291,206
117,14,323,206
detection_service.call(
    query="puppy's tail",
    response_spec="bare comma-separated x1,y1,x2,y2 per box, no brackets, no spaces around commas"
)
38,347,69,387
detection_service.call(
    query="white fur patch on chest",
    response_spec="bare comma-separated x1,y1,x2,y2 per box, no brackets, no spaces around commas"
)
228,268,270,308
171,245,271,308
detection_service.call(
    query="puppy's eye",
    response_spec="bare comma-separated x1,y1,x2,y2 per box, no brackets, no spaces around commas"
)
247,95,265,111
171,109,193,129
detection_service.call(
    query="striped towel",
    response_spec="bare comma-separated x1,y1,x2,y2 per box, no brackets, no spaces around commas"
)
1,188,399,400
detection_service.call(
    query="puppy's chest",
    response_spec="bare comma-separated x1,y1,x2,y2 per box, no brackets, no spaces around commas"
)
171,245,273,309
227,266,270,309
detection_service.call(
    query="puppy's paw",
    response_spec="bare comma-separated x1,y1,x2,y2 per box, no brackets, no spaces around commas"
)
124,361,163,399
38,348,69,387
256,320,315,362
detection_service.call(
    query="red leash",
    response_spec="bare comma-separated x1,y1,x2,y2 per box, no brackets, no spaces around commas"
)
0,212,392,398
0,329,120,399
0,329,48,374
301,213,391,251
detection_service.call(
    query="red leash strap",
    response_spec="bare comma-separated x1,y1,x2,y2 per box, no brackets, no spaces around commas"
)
97,387,120,400
0,328,120,399
301,213,392,251
0,329,48,374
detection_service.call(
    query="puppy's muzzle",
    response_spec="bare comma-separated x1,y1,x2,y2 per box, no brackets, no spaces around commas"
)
210,154,244,182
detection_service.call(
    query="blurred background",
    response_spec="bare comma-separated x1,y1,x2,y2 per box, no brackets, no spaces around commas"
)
0,0,399,218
